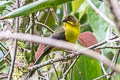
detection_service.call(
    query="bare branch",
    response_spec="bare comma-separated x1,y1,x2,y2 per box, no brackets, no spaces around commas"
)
108,0,120,32
28,54,78,70
97,45,120,49
0,32,120,74
0,73,8,79
93,72,112,80
63,56,79,79
35,21,54,33
48,55,59,80
7,0,20,79
50,8,60,27
63,3,68,16
88,35,118,49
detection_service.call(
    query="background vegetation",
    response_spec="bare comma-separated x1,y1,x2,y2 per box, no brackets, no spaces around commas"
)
0,0,120,80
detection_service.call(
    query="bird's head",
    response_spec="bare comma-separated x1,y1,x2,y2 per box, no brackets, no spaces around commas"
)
62,15,79,26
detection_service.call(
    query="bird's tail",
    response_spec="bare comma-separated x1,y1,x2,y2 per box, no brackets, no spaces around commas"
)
29,46,52,77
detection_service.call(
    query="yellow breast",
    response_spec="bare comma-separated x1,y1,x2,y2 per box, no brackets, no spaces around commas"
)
64,23,80,43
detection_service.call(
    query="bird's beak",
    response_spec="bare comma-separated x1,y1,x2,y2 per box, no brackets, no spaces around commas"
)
62,18,67,22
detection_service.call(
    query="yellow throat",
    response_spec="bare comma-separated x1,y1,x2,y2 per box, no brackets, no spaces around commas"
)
64,21,80,43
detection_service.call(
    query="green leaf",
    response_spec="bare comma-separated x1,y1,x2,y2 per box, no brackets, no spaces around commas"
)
18,41,24,48
112,74,120,80
72,56,103,80
0,66,10,73
36,11,55,32
72,0,84,14
0,1,13,12
77,1,88,20
87,0,108,42
25,51,32,64
0,0,72,19
87,0,116,57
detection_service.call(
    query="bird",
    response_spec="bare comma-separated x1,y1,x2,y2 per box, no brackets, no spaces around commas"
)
29,15,80,77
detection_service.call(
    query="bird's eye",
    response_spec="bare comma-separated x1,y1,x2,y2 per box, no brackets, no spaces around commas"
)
68,15,73,19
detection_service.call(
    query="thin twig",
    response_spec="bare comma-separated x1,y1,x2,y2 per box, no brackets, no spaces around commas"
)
0,42,8,51
0,47,5,55
0,51,10,63
7,0,20,79
48,55,59,80
86,0,115,26
7,22,18,80
31,14,35,62
43,63,60,75
108,49,120,79
114,49,120,64
100,50,108,79
108,0,120,32
43,9,54,33
63,56,79,79
44,9,50,24
0,73,8,79
35,21,54,33
93,72,112,80
63,3,68,16
50,8,60,27
105,25,112,42
97,45,120,49
25,16,32,33
0,47,10,62
75,64,82,79
88,35,118,50
35,9,54,33
94,46,120,80
80,22,89,27
29,54,77,71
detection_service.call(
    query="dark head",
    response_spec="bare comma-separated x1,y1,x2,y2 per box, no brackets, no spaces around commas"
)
62,15,79,25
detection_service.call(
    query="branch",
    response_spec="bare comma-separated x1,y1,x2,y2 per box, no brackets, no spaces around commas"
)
0,73,8,79
97,45,120,49
29,53,76,71
108,0,120,32
93,72,112,80
7,0,20,79
87,35,118,49
50,8,60,27
62,56,79,79
35,21,54,33
0,32,120,74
